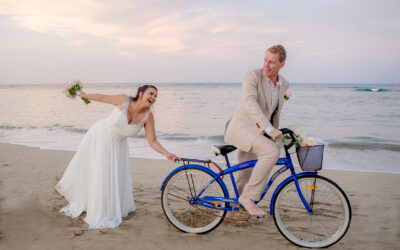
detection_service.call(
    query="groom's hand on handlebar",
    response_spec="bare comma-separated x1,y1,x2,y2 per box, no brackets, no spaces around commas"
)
267,129,283,141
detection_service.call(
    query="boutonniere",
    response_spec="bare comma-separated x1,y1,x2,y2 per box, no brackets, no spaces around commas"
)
284,91,291,101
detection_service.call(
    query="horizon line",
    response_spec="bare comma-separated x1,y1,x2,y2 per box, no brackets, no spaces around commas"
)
0,82,399,86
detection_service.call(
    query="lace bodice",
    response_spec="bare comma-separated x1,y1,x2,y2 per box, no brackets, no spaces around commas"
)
105,96,151,137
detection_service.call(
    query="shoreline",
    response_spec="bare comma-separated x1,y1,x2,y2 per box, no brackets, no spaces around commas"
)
1,141,399,175
0,142,399,249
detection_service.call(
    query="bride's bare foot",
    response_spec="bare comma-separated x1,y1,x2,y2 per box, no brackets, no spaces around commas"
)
238,196,266,216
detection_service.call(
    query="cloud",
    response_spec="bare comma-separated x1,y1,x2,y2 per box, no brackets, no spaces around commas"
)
298,51,341,57
0,0,289,58
66,39,89,47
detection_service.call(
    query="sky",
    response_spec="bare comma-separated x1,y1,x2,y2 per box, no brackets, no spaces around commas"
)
0,0,399,84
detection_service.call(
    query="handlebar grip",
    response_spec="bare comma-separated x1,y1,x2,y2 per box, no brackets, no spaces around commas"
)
280,128,296,149
264,128,296,150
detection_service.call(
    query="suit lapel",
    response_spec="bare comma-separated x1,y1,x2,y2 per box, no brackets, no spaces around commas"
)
275,75,285,126
260,70,273,114
278,76,284,111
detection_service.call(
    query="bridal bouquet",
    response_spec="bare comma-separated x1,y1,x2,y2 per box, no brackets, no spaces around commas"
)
63,80,90,104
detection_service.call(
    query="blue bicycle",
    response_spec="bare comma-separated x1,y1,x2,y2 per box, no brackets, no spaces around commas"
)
161,128,351,248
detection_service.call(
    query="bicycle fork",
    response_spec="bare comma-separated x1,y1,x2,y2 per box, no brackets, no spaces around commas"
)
292,170,315,214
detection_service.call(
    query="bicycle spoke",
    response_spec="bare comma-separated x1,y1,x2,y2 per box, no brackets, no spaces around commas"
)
273,176,351,248
169,184,192,196
162,168,226,234
168,192,190,202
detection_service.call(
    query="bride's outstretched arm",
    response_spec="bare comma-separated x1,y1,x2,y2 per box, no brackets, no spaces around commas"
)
78,92,126,106
144,113,178,162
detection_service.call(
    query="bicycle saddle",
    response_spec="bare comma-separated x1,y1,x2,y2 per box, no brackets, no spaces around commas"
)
212,145,237,156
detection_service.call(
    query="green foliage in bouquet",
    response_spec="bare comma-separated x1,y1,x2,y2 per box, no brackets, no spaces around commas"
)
64,80,91,105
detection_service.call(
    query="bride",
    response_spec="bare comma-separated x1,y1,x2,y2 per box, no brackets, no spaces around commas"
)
55,85,178,229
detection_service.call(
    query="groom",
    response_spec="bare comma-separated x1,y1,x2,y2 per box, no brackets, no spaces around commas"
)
224,45,289,216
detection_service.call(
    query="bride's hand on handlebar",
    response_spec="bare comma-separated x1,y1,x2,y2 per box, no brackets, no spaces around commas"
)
267,129,283,141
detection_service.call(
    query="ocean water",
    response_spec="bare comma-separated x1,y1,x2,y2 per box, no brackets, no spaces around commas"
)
0,83,399,174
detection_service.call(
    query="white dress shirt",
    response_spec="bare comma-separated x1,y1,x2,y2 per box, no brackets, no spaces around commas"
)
265,76,281,133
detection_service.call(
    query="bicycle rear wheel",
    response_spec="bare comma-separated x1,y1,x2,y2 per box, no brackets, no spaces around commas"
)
161,167,227,234
273,175,351,248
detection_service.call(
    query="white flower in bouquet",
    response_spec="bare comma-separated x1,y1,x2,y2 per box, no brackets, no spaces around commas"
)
63,80,90,104
285,128,317,148
306,137,316,146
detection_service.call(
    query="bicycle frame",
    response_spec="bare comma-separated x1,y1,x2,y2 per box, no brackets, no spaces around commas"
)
163,152,318,216
161,129,319,215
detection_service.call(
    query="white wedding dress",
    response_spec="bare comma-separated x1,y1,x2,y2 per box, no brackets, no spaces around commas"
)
55,96,150,229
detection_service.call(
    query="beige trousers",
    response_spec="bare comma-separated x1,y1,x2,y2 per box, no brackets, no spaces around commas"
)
236,134,280,201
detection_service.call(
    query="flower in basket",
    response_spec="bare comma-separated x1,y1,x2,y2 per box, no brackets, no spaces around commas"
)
63,80,90,104
284,91,291,100
306,137,316,147
299,135,316,147
296,132,306,147
283,128,315,148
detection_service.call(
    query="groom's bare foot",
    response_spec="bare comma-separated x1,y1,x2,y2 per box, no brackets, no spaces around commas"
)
238,196,267,216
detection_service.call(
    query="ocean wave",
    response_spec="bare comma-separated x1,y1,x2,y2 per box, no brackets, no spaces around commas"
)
3,123,399,152
0,124,225,143
354,88,390,92
41,125,88,134
156,134,225,142
346,136,400,144
0,125,24,130
327,141,400,152
0,124,88,134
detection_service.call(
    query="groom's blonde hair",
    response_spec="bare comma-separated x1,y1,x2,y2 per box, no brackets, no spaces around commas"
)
267,45,286,62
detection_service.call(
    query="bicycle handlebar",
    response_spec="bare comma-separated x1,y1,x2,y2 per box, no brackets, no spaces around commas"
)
264,128,297,150
280,128,296,149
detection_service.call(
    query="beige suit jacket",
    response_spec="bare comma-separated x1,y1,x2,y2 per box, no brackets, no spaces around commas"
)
224,68,289,152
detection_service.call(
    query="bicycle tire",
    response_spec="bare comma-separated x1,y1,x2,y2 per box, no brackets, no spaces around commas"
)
273,175,351,248
161,167,227,234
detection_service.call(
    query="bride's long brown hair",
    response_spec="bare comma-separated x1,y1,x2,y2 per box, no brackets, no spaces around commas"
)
132,85,158,101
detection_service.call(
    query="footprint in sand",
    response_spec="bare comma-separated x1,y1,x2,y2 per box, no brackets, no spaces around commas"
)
122,211,135,221
67,217,86,228
72,229,86,237
50,196,68,213
99,229,113,235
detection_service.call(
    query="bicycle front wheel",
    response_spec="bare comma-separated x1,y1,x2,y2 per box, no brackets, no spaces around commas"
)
273,175,351,248
161,167,227,234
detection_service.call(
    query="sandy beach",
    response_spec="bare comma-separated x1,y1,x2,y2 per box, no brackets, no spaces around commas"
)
0,142,399,250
